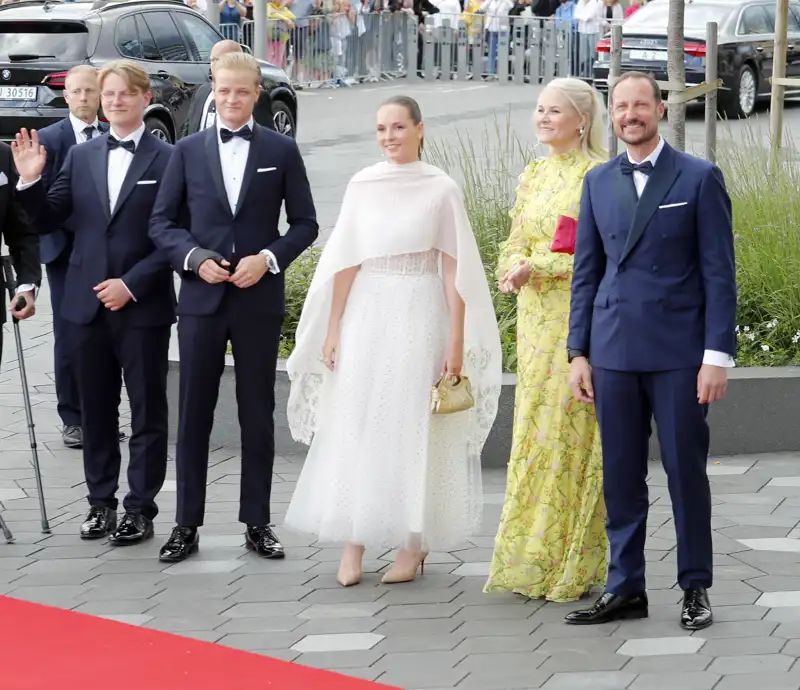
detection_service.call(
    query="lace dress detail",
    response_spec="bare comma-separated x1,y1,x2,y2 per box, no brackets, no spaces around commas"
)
284,249,484,551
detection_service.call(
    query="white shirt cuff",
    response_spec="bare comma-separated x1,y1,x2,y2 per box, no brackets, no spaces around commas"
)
15,284,37,299
703,349,735,368
259,249,280,274
16,176,41,191
184,247,199,272
120,280,136,302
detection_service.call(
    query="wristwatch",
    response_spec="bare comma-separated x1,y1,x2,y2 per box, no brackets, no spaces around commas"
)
567,349,585,363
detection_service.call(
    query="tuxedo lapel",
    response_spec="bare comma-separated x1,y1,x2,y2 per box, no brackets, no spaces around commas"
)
620,143,681,263
205,126,230,217
89,139,111,222
110,130,158,221
233,124,259,220
60,117,76,149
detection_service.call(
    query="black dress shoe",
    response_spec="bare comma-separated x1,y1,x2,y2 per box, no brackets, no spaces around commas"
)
159,526,199,562
245,525,285,559
565,591,649,625
681,588,713,630
80,506,117,540
63,425,82,449
109,512,154,545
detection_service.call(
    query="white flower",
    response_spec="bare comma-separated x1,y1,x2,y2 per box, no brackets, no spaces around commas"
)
735,325,740,334
767,319,779,329
744,326,751,332
762,344,770,351
792,331,800,344
746,332,756,341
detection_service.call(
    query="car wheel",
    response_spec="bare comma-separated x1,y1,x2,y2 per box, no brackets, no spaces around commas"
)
145,117,173,144
272,101,295,138
722,64,757,119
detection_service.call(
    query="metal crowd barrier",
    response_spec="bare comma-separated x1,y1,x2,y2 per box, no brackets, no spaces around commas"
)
219,12,603,88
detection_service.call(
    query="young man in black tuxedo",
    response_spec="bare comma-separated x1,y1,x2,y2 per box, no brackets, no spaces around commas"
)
13,60,175,546
179,39,275,138
150,52,317,563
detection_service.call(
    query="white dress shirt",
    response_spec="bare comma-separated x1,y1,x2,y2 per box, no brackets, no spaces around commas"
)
69,114,100,144
183,117,279,275
627,137,734,368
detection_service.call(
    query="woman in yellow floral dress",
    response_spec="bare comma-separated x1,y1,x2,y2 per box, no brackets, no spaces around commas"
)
484,78,609,602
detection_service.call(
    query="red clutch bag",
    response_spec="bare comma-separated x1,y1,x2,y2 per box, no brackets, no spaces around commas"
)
551,215,578,255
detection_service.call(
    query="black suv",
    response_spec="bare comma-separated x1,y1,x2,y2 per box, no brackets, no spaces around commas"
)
0,0,298,142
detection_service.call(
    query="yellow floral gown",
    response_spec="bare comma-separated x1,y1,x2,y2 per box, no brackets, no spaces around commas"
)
484,150,608,603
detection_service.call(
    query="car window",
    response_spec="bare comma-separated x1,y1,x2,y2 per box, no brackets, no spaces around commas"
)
141,12,190,62
788,4,800,31
0,21,90,61
174,11,220,62
135,14,161,61
739,5,773,35
116,15,142,60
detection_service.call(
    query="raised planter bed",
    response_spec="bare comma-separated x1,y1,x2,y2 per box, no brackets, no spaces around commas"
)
165,359,800,467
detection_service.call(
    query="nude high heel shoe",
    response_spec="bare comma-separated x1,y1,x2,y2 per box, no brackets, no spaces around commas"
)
381,549,428,584
337,544,365,587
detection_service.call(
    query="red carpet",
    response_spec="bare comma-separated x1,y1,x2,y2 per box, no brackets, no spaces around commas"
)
0,595,399,690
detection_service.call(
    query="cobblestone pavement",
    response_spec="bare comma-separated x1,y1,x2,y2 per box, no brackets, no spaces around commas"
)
3,84,800,689
4,286,800,689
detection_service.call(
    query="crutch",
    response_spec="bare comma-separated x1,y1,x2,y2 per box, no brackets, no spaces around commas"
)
1,255,50,536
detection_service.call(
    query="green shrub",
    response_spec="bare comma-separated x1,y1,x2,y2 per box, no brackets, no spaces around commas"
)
279,247,322,359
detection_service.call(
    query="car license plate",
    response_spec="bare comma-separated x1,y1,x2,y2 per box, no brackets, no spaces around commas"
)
0,86,37,101
629,49,667,61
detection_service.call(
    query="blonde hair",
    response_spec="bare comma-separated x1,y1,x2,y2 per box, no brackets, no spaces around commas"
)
212,52,261,88
542,77,608,161
65,65,99,88
98,60,150,94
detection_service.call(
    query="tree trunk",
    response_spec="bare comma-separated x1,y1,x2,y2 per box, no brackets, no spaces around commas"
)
666,0,686,151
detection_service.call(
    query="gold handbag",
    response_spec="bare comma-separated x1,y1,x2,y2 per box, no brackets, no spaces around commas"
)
431,374,475,415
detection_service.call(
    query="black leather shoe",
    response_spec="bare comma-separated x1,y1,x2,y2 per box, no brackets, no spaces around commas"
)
681,588,713,630
63,425,82,449
109,512,154,546
565,592,649,625
245,525,285,559
158,526,199,562
80,506,117,540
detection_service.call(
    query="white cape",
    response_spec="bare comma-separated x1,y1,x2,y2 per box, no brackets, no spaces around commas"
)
287,160,503,475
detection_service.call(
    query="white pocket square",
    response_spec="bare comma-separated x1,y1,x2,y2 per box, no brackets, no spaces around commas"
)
0,172,8,187
658,202,688,209
257,167,277,173
137,180,157,185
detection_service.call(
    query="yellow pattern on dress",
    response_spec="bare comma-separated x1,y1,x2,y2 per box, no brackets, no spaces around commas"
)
484,149,608,603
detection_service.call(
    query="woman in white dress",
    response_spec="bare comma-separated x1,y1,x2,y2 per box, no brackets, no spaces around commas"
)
284,96,503,587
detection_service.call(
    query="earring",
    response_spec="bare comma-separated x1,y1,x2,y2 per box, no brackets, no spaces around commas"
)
579,126,586,137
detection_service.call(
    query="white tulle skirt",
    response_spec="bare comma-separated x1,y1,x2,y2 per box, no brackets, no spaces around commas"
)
283,250,480,551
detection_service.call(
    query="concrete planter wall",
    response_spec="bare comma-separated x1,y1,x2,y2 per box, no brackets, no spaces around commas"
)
166,359,800,468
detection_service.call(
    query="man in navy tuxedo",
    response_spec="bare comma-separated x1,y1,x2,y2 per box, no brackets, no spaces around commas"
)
35,65,113,449
565,72,736,631
150,52,317,563
13,60,175,545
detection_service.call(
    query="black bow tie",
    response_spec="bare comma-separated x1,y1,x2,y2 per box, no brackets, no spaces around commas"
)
220,126,253,144
620,158,654,176
107,136,136,154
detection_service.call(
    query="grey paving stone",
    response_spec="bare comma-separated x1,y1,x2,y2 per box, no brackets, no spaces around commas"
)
223,601,310,618
622,654,712,673
292,632,384,652
294,650,385,669
373,650,467,672
453,635,546,655
216,631,304,651
375,618,465,636
374,633,467,654
537,651,628,673
456,669,552,690
713,672,800,690
74,600,157,615
706,654,795,674
377,603,461,620
214,616,305,634
294,616,385,635
696,620,777,638
628,671,720,690
700,636,785,656
540,671,638,689
298,602,387,619
143,615,226,632
375,667,469,689
455,651,550,673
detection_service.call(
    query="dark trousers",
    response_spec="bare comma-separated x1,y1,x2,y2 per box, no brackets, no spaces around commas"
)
46,254,81,427
69,311,170,520
593,366,713,595
175,293,282,528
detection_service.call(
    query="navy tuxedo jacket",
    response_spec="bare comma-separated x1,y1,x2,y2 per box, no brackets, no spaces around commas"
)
19,129,176,328
36,117,109,265
149,123,318,317
568,141,737,372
